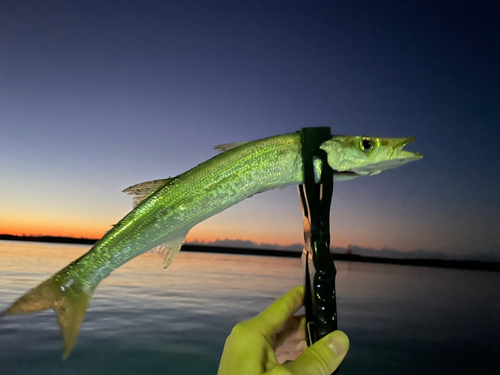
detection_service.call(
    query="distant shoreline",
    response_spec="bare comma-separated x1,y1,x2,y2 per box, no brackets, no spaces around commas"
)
0,234,97,245
1,234,498,272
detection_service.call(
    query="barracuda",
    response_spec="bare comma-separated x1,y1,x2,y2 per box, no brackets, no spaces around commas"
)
2,132,422,358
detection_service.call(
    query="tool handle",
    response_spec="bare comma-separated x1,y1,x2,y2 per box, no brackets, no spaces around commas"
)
299,127,339,374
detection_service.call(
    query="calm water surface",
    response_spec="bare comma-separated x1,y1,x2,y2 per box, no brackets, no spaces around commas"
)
0,241,499,374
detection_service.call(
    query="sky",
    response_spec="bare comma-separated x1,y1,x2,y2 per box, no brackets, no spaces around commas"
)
0,1,499,260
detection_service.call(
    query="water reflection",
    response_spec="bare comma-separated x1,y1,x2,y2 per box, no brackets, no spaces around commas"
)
1,241,499,375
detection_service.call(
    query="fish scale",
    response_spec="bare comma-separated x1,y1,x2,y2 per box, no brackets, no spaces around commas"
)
2,131,422,358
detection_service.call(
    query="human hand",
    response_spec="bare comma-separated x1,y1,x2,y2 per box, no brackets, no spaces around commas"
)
217,286,349,375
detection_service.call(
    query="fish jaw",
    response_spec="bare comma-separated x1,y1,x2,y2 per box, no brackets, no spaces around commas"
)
321,135,423,177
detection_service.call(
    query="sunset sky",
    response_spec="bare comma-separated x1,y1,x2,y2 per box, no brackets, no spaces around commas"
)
1,1,499,260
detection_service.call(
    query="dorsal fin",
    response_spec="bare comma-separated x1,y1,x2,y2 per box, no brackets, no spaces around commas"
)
122,178,173,207
213,141,250,153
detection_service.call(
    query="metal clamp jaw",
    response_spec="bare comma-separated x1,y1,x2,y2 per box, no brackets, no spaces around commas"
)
298,127,338,356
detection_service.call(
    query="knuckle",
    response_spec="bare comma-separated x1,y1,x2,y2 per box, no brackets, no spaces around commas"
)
227,321,263,348
230,321,252,336
282,289,301,308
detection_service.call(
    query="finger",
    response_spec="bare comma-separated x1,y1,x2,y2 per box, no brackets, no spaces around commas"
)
275,315,307,364
275,339,307,364
249,286,304,336
275,315,306,348
277,330,349,375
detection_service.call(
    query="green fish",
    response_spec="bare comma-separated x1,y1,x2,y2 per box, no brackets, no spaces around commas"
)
2,132,422,358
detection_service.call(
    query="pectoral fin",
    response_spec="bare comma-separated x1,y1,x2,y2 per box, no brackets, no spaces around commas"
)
148,232,189,269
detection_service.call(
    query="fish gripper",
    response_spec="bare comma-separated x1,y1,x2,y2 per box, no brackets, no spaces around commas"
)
299,127,339,374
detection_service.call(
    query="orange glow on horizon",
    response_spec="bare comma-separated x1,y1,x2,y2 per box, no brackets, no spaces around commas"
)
0,218,108,239
1,221,385,249
0,227,418,253
1,225,304,247
1,227,107,240
1,215,410,251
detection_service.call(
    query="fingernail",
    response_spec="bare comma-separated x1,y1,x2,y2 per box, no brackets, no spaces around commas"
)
326,331,349,356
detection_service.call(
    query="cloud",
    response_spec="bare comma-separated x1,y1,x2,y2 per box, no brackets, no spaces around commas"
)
339,245,499,262
187,239,499,262
188,239,303,251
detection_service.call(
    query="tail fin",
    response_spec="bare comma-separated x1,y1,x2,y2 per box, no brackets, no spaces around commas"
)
2,275,93,359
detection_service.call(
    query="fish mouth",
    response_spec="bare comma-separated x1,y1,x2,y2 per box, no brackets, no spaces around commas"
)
394,136,414,148
393,137,423,160
349,136,423,176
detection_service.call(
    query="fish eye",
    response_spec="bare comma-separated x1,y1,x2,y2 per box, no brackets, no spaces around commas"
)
361,139,373,152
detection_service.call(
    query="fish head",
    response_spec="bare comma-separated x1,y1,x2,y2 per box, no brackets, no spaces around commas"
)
320,135,423,178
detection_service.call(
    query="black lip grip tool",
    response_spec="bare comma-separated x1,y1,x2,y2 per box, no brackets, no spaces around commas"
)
298,127,339,372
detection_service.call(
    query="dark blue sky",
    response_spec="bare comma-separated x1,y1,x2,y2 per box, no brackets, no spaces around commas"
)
1,1,499,259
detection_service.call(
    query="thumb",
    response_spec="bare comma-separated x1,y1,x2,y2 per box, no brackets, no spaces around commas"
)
277,330,349,375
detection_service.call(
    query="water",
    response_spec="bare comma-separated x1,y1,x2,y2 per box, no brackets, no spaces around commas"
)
0,241,498,375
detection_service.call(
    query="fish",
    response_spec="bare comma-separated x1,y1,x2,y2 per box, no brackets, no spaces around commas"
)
1,132,423,358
